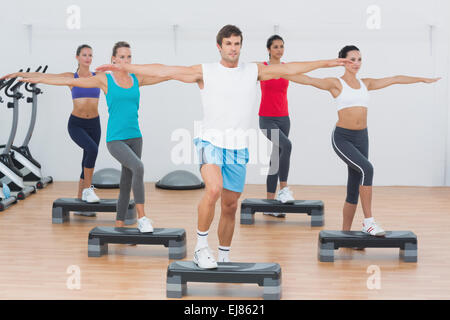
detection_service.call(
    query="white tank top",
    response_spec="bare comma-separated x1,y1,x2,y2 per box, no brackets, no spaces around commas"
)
334,77,369,111
196,62,259,150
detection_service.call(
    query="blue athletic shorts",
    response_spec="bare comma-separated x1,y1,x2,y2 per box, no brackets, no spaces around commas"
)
194,138,249,193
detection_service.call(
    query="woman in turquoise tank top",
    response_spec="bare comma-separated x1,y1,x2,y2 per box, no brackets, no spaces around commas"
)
21,41,171,233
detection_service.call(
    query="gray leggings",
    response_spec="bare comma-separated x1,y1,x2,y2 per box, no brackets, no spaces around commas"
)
107,137,144,221
259,116,292,193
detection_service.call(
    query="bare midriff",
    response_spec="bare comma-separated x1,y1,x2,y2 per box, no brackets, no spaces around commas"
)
336,106,367,130
71,98,99,119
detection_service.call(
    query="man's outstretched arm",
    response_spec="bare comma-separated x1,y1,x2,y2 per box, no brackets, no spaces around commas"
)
258,58,353,81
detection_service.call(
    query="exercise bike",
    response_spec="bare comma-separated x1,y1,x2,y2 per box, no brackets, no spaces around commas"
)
0,69,36,200
1,66,53,189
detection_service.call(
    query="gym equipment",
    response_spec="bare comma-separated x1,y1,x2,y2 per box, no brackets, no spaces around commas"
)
0,183,17,212
156,170,205,190
318,230,418,262
88,226,186,258
52,198,137,225
0,80,18,211
92,168,121,189
240,198,324,226
0,185,17,211
166,261,282,300
4,66,53,189
0,70,36,199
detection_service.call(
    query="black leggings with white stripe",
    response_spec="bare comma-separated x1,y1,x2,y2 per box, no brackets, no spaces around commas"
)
331,126,373,204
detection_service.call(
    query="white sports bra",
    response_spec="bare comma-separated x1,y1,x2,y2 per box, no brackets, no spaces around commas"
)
334,77,369,111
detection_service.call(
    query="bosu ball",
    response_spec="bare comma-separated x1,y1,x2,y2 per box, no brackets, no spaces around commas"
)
156,170,205,190
92,168,121,189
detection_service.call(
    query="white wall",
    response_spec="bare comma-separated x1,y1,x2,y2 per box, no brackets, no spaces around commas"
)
440,0,450,185
0,0,449,186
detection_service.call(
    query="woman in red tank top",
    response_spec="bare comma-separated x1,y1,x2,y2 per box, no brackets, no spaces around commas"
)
258,35,295,217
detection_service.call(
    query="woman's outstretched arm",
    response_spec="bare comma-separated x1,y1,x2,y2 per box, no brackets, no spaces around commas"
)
20,73,107,93
362,76,441,91
1,72,73,81
284,74,341,97
96,64,203,85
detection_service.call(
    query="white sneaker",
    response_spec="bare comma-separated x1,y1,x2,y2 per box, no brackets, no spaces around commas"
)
81,186,100,203
137,216,154,233
263,212,286,218
362,220,386,237
276,187,295,204
193,246,218,269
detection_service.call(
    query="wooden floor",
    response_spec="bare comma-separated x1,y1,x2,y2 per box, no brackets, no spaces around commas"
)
1,182,449,300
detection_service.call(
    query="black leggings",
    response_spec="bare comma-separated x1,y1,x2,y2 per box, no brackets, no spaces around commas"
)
331,126,373,204
67,114,101,179
259,116,292,194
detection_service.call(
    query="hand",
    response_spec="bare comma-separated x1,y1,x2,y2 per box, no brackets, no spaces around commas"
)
95,64,123,73
422,77,441,83
0,72,21,81
326,58,354,68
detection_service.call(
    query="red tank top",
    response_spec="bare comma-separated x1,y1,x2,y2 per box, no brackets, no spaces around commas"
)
259,62,289,117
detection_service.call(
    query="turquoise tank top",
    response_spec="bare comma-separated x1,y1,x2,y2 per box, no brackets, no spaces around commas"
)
105,73,142,142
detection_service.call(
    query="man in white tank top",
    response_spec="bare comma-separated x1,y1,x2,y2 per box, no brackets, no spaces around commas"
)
96,25,353,269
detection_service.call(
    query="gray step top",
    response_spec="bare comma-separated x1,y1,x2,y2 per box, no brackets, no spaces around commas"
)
89,226,186,242
241,199,324,212
53,198,135,210
168,261,281,279
319,230,417,244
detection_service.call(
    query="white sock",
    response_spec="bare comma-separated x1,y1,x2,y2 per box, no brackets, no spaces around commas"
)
364,217,375,225
218,246,230,262
196,229,209,250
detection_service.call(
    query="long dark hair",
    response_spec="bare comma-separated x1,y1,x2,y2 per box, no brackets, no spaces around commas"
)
75,44,92,73
266,35,284,59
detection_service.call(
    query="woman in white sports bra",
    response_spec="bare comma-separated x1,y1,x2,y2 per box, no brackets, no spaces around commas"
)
286,45,440,237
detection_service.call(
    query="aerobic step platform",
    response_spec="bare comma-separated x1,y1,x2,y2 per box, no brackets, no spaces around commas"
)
167,261,282,300
88,226,186,259
52,198,136,225
318,230,418,262
241,198,324,226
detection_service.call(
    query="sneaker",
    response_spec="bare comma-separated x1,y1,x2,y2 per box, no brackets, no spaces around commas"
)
137,216,154,233
276,187,295,204
74,211,97,217
193,246,218,269
81,186,100,203
263,212,286,218
362,220,386,237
